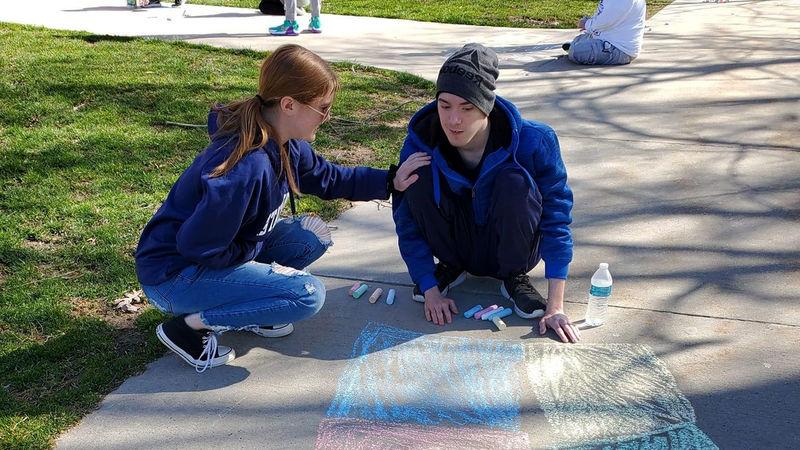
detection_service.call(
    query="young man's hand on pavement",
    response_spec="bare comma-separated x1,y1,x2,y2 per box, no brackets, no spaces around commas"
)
539,309,581,343
423,288,459,325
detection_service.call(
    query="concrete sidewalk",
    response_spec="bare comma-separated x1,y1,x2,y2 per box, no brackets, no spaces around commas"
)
3,0,798,448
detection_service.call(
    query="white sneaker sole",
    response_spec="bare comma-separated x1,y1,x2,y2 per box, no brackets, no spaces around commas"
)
250,323,294,338
412,272,467,303
500,283,545,319
156,324,235,369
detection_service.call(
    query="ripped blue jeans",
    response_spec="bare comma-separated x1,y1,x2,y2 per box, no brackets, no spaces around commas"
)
141,215,331,332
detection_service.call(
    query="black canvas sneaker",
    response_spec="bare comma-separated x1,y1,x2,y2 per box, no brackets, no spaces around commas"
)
156,316,235,372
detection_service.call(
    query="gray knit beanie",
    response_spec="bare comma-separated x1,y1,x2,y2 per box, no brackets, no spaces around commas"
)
436,43,499,116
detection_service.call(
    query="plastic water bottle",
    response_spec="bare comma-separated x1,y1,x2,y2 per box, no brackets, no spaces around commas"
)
585,263,612,326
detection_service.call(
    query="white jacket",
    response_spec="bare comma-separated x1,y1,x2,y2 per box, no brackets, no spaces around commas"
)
584,0,647,57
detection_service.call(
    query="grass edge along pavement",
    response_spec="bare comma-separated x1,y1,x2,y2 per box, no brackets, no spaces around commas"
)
0,22,433,449
196,0,673,29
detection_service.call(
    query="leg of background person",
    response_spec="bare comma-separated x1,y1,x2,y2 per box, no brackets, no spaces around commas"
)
568,33,604,65
283,0,297,21
595,41,634,65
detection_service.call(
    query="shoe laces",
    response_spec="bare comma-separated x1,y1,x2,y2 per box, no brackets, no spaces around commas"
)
196,333,218,373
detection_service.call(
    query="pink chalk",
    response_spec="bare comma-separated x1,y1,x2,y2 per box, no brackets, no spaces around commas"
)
348,282,362,295
473,305,499,320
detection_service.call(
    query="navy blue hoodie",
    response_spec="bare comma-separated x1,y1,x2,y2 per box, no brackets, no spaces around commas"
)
392,96,574,293
135,110,388,285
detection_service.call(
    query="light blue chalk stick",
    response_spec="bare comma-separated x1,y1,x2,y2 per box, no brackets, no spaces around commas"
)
482,306,505,321
463,304,483,319
352,283,369,299
386,289,396,305
492,308,513,320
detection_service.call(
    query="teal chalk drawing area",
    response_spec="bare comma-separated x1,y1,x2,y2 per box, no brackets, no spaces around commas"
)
525,344,718,449
326,322,524,430
563,423,718,450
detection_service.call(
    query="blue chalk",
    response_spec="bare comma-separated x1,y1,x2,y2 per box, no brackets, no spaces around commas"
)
492,308,513,320
386,289,396,305
482,306,505,321
463,304,483,319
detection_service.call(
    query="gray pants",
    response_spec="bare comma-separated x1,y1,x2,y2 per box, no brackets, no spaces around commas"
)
568,34,634,65
284,0,320,21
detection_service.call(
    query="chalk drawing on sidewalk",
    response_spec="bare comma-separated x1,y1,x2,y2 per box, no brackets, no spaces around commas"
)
525,344,718,449
317,322,529,448
316,323,716,449
316,417,531,449
561,422,716,450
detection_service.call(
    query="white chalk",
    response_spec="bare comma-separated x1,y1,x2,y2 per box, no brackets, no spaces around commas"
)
368,288,383,304
492,316,507,330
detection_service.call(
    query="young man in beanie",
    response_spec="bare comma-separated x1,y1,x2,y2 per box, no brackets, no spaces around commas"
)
391,43,579,343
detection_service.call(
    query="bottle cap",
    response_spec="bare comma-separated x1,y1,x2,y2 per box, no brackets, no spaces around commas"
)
599,263,609,269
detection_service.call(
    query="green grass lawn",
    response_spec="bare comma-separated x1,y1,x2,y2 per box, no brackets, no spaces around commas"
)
196,0,672,28
0,22,433,449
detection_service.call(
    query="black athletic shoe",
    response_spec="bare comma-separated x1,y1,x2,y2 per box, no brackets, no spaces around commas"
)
412,262,466,302
156,315,235,372
562,42,571,52
172,0,184,6
500,274,547,319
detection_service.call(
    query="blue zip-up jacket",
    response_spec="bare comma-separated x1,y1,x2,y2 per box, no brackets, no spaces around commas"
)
135,110,388,285
392,96,574,293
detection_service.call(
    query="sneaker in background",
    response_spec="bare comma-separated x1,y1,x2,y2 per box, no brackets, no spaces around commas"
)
269,20,300,36
306,16,322,33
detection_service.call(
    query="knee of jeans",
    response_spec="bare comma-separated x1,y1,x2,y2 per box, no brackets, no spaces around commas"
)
299,214,333,247
568,40,595,64
297,275,326,317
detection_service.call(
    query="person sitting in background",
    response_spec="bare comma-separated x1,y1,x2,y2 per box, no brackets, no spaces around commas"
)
562,0,646,65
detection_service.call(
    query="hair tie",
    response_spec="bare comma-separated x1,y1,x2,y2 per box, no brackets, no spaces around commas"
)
255,94,269,106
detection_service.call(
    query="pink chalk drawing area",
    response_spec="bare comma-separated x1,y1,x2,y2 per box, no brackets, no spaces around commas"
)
316,323,718,449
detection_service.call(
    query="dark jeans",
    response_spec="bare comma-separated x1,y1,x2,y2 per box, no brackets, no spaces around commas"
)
404,165,543,280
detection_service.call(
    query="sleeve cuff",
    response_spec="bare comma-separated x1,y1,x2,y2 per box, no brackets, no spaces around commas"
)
417,274,438,294
544,260,570,280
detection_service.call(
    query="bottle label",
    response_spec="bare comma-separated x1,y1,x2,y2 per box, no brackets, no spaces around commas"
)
590,285,612,297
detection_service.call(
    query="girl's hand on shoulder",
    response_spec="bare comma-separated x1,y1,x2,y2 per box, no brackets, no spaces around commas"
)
393,152,431,192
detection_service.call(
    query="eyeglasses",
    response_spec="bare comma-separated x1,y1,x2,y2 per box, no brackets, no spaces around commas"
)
304,103,332,121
